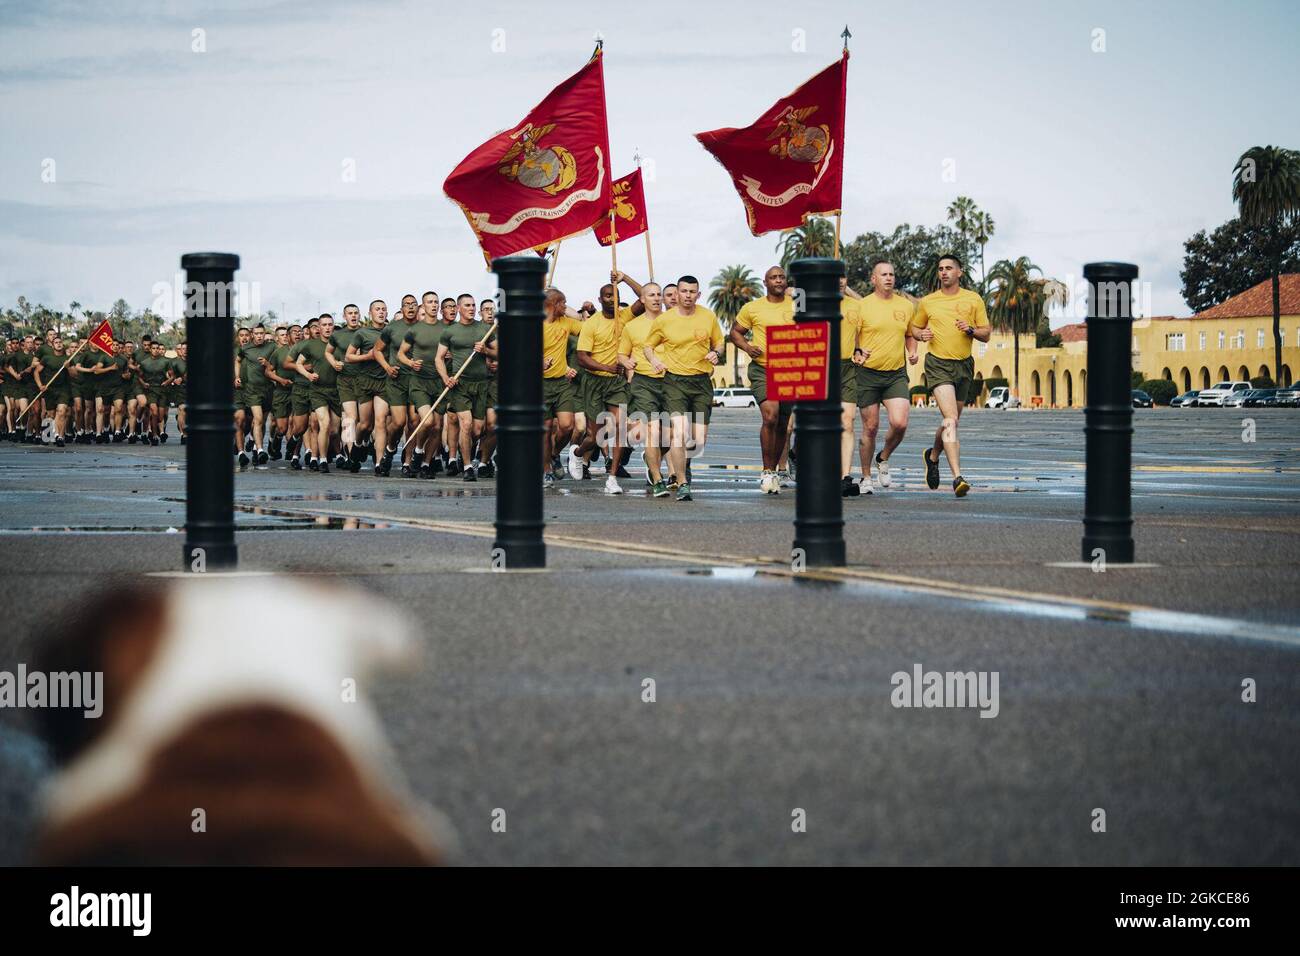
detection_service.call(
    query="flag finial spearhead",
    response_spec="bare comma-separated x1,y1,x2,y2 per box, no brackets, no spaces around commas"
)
841,25,852,51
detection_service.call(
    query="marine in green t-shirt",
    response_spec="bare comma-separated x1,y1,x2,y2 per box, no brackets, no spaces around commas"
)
349,326,388,379
438,321,495,383
402,322,445,379
293,337,336,388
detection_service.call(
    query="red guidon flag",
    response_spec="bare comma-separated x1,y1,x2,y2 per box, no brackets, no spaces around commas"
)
87,320,115,356
444,51,613,265
695,52,847,236
593,169,649,247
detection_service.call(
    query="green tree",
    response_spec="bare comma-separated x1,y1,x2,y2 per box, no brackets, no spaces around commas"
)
708,265,762,327
985,256,1043,399
1233,145,1300,383
970,210,996,289
1181,217,1300,313
843,223,977,296
776,217,835,269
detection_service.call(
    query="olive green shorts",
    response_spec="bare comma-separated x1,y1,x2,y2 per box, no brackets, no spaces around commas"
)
746,362,771,404
145,388,167,408
246,385,273,411
840,359,859,404
446,379,490,420
385,375,412,408
486,377,498,411
580,372,630,422
663,372,713,423
75,379,98,401
169,386,185,408
628,373,664,418
339,375,385,405
272,386,293,418
309,385,342,416
924,354,974,398
233,385,245,409
291,386,313,416
542,375,577,418
857,366,911,406
408,377,443,411
44,382,73,407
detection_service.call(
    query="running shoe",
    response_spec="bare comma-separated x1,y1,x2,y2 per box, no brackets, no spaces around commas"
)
159,432,168,444
876,451,892,488
463,464,477,482
256,449,268,466
478,461,495,478
615,464,631,479
446,457,461,477
309,458,320,472
953,475,970,497
238,451,249,470
676,484,693,502
543,472,555,489
604,475,623,495
290,455,302,471
776,468,793,488
419,463,433,479
567,449,585,480
651,480,670,498
841,475,860,498
318,461,330,474
923,448,940,490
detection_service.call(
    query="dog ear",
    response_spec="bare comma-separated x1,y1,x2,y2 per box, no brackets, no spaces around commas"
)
34,584,168,765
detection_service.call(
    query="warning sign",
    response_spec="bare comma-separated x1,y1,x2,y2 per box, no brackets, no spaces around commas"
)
766,322,830,402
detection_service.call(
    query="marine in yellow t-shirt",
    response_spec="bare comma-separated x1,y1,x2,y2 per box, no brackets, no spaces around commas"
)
839,298,863,360
645,306,724,376
911,287,988,361
619,314,665,379
543,315,584,379
856,293,915,371
733,296,795,366
577,316,623,377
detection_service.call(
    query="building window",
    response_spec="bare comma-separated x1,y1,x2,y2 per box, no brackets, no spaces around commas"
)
1199,332,1206,350
1258,329,1266,348
1218,331,1225,348
1236,330,1245,348
1165,333,1185,352
977,342,987,357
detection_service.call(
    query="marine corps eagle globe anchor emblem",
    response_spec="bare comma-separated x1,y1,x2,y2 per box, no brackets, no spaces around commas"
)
767,105,831,164
498,123,578,195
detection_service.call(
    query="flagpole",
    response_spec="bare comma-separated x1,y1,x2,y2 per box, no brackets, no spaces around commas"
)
547,241,562,288
836,26,850,261
635,148,655,282
609,210,618,277
834,211,842,260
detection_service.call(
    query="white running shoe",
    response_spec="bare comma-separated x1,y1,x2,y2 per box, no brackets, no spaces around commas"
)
858,476,874,495
604,474,624,495
568,448,585,480
777,468,794,488
543,472,555,489
876,453,892,488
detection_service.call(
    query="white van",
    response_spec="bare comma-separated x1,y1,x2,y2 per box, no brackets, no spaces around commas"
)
986,386,1020,409
712,387,758,408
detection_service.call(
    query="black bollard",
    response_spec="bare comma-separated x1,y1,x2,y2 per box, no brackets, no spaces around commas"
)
1081,261,1138,564
180,252,240,572
491,255,548,569
788,257,846,568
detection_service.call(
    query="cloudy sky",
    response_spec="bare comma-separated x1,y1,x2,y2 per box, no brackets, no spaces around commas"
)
2,0,1297,325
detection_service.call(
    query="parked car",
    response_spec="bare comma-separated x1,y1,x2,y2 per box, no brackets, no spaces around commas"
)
1196,381,1252,406
1131,390,1153,408
986,386,1020,409
1241,388,1278,407
712,387,757,408
1276,386,1300,407
1223,389,1252,408
1170,390,1200,407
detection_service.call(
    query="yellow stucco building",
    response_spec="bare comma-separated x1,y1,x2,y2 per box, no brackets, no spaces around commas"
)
712,275,1299,407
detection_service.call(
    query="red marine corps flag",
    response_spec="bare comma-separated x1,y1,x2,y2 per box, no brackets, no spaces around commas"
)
694,51,847,236
593,169,649,247
444,50,613,265
87,319,115,356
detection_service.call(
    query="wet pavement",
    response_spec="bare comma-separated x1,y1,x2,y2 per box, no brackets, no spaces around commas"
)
1,407,1298,865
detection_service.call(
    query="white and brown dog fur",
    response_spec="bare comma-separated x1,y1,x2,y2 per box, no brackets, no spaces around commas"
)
33,576,447,865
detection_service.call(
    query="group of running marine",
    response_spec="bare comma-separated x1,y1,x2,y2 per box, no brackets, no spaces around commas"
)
4,252,989,500
2,331,186,447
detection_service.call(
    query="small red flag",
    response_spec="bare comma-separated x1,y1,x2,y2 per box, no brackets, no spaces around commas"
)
593,169,649,247
444,52,613,265
695,53,847,236
88,320,115,356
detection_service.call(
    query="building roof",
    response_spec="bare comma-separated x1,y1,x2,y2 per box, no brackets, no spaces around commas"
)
1195,274,1300,319
1057,322,1087,343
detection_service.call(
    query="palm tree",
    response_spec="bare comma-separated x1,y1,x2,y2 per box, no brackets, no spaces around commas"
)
970,211,995,289
1233,145,1300,383
946,196,978,239
776,217,835,269
709,265,763,385
708,265,762,327
66,300,80,337
985,257,1044,400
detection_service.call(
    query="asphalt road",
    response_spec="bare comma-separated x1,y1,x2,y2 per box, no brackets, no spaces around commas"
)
1,407,1298,865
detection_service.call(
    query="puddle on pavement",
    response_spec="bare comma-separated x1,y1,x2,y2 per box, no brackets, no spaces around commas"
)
2,513,389,533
